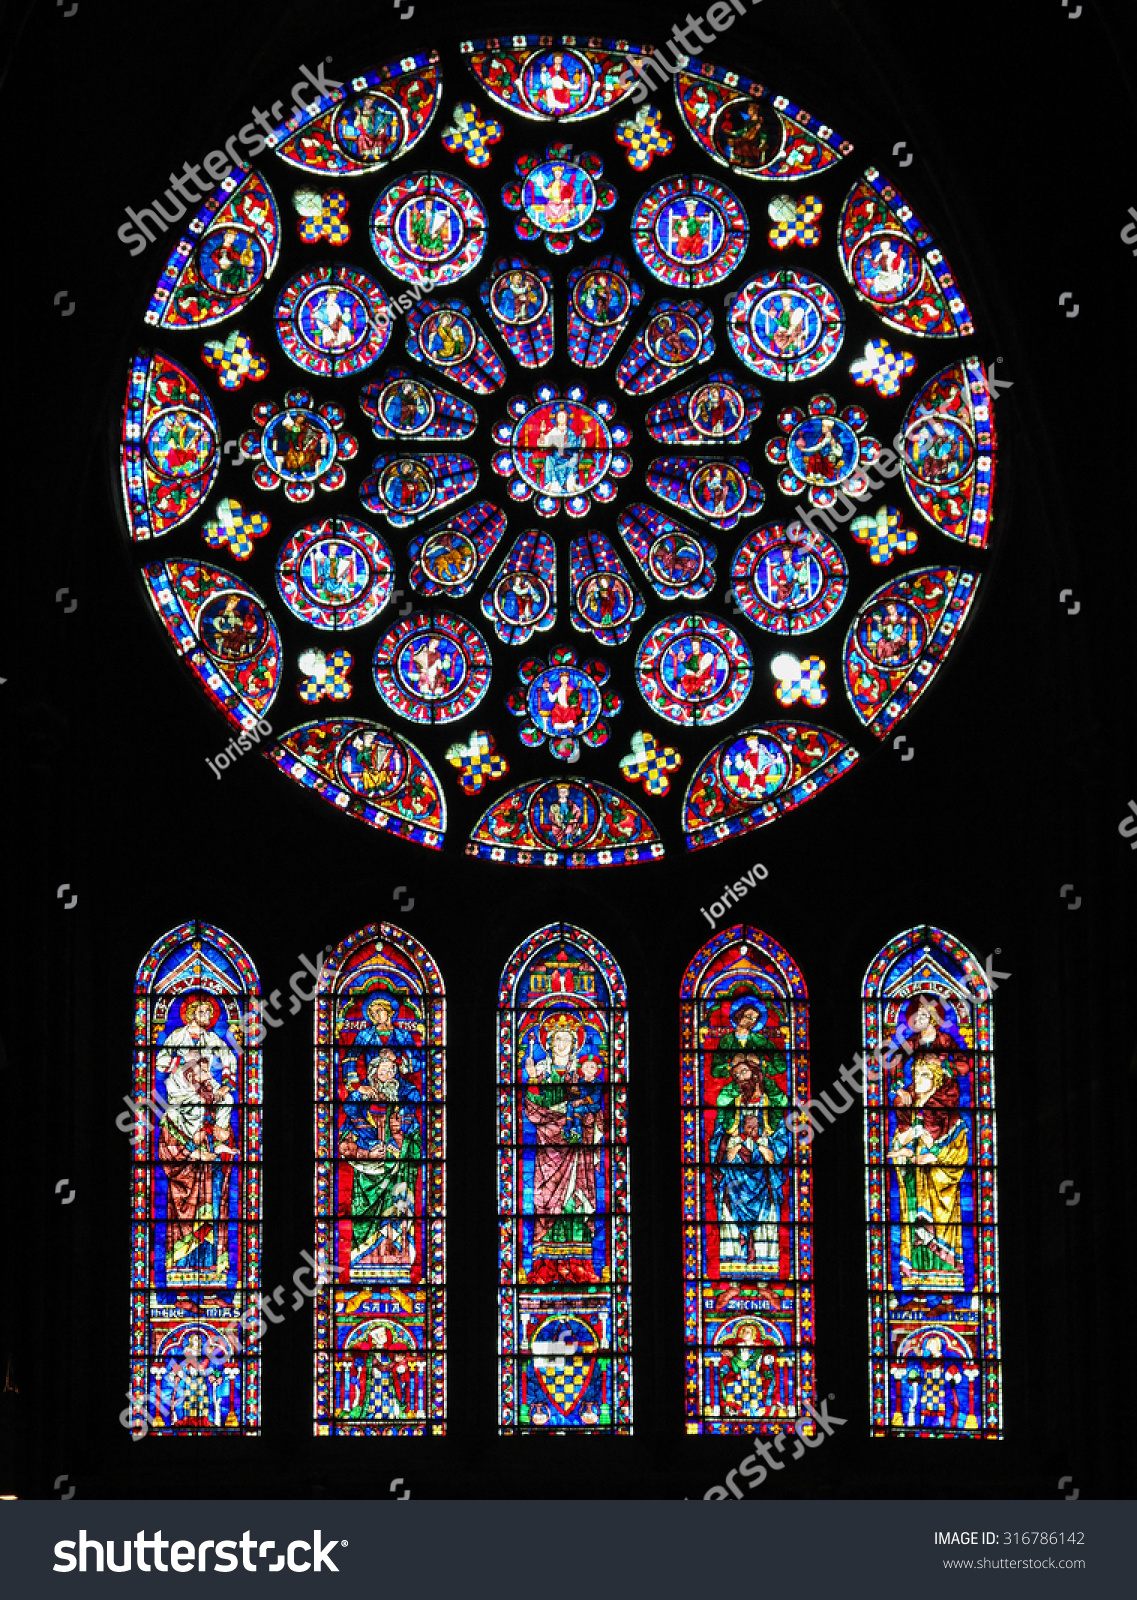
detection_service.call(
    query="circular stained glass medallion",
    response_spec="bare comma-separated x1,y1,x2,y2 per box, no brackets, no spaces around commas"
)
727,269,845,382
731,521,848,636
371,171,488,287
275,265,391,377
635,614,752,726
373,611,491,723
276,518,394,630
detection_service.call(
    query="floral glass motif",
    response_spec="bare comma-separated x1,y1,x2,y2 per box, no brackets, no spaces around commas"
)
298,646,353,702
498,925,632,1432
372,610,491,725
683,723,858,850
493,386,630,517
440,103,504,168
681,925,814,1436
770,651,827,707
645,371,762,446
726,269,845,382
359,369,477,442
632,174,748,289
636,614,752,727
766,395,881,506
121,37,997,864
614,105,675,171
673,61,854,181
201,329,269,391
508,645,621,760
276,518,394,631
862,926,1000,1439
201,499,271,562
130,922,262,1436
503,143,616,254
566,255,643,366
314,922,446,1436
292,186,351,245
240,392,358,502
273,55,442,176
274,264,391,377
730,521,848,635
370,171,488,289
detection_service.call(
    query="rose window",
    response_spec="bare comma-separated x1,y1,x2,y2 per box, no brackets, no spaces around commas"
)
119,36,997,867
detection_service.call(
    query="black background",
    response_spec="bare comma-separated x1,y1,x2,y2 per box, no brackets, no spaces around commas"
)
2,0,1134,1502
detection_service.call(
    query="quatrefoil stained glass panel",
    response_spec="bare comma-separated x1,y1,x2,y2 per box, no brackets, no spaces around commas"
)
119,37,996,866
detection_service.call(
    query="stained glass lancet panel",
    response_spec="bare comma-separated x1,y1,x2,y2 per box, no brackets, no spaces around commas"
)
130,921,261,1435
497,924,631,1432
862,926,1001,1438
314,922,446,1435
681,926,814,1435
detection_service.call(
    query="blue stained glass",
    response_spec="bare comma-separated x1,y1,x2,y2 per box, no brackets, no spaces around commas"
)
481,256,555,366
618,505,717,602
359,369,477,442
130,922,262,1437
569,528,645,646
566,255,643,367
408,501,506,598
862,927,1001,1439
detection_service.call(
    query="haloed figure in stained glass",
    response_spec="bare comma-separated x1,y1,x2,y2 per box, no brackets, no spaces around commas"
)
887,995,970,1287
339,993,424,1274
523,1010,605,1284
156,996,238,1283
709,998,791,1274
